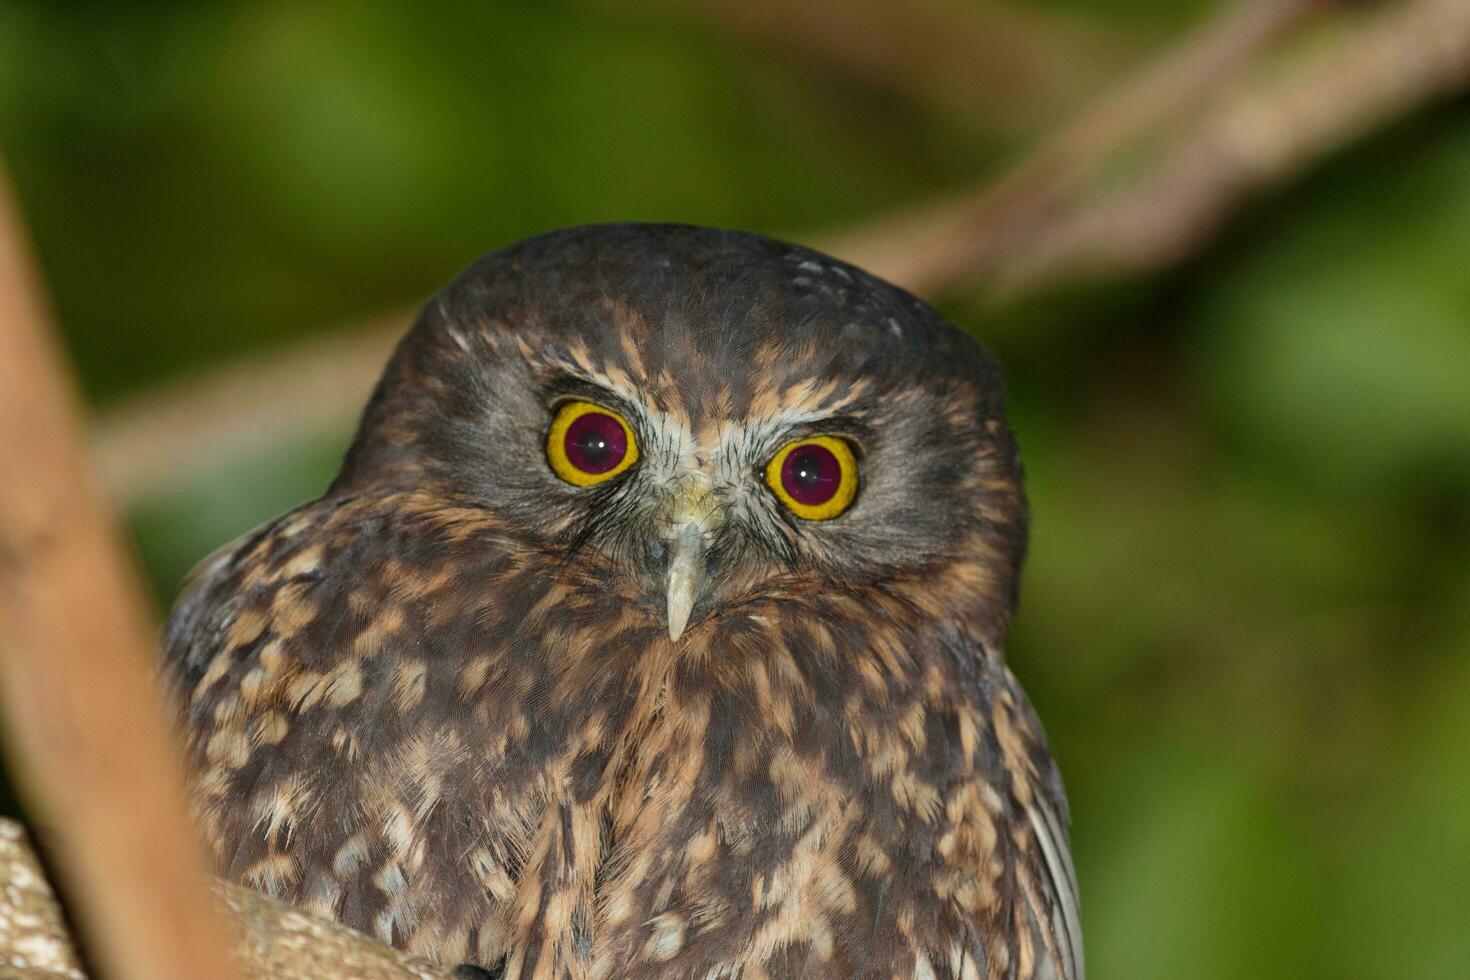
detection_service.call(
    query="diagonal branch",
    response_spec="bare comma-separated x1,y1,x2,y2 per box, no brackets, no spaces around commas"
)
817,0,1325,293
983,0,1470,294
89,0,1470,507
92,314,408,505
0,162,242,979
822,0,1470,297
626,0,1139,132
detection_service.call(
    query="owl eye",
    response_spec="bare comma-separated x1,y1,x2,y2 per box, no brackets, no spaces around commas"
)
546,400,639,486
764,435,859,521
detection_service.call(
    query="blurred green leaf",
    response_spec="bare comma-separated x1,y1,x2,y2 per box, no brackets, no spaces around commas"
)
1195,118,1470,493
127,430,349,602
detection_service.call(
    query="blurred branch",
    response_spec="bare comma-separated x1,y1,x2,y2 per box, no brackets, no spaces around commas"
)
824,0,1470,296
90,0,1470,508
0,818,462,980
818,0,1323,292
623,0,1138,132
0,164,242,978
93,315,407,504
986,0,1470,292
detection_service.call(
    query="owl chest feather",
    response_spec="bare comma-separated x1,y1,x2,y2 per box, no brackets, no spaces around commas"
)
172,498,1050,978
421,608,1015,979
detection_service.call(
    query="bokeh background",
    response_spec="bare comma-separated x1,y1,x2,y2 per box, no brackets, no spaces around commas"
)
3,1,1468,978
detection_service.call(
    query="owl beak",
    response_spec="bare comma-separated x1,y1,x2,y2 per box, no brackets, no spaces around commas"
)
662,477,721,642
664,521,702,642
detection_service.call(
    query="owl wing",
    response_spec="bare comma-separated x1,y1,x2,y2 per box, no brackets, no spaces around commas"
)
999,663,1083,980
161,492,538,963
1026,762,1083,980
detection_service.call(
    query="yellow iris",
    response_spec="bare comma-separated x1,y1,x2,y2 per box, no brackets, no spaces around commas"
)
545,400,639,486
764,435,859,521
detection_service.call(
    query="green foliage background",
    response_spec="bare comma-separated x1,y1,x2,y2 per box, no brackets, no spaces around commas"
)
3,2,1468,977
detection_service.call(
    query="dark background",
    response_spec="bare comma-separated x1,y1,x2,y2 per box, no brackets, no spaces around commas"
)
2,2,1468,977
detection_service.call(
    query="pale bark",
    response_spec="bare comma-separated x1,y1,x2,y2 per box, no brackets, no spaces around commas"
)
0,819,460,980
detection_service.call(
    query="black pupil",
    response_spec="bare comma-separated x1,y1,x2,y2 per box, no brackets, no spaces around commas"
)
571,431,615,466
790,450,827,487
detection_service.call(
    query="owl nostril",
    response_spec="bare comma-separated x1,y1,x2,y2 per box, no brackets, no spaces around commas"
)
648,536,672,575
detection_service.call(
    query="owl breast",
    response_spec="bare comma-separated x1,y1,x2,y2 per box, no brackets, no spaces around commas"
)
168,491,1061,979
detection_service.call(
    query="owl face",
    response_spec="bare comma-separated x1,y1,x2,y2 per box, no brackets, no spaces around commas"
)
337,224,1027,639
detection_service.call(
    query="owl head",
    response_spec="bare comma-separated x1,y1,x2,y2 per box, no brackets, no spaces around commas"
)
335,224,1027,642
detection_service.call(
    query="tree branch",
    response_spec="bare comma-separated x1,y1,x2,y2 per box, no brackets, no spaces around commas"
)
92,315,407,505
0,819,460,980
627,0,1138,133
823,0,1470,297
0,164,243,978
816,0,1324,292
984,0,1470,294
92,0,1470,510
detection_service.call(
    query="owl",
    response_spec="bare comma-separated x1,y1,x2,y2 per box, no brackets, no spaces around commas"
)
162,224,1081,979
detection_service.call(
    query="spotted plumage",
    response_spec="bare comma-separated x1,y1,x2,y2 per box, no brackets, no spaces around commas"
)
162,224,1081,979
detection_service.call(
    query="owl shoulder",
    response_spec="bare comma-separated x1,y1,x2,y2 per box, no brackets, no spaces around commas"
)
159,490,516,720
